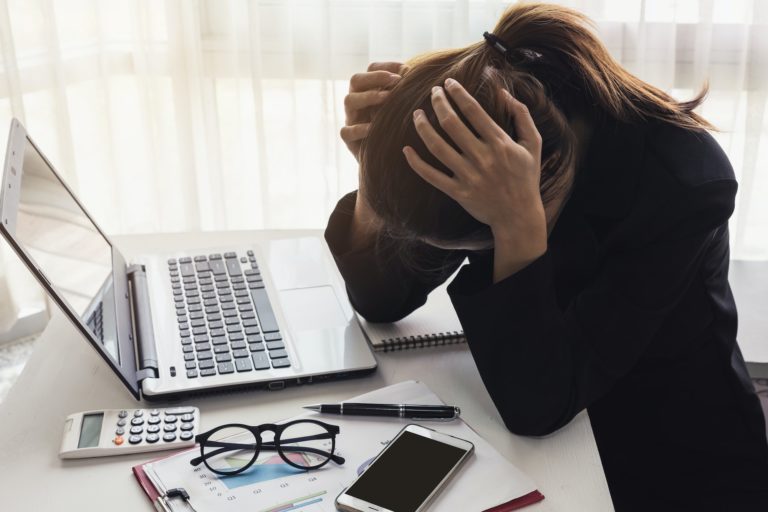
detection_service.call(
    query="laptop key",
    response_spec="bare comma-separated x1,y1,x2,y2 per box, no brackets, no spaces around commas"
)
272,358,291,369
196,350,213,360
210,328,225,337
198,359,215,370
252,353,270,370
235,358,252,372
242,319,258,327
191,319,205,328
178,322,189,331
209,321,224,329
194,342,211,353
233,349,249,359
202,292,216,300
180,337,192,346
185,361,196,370
264,332,281,341
268,349,288,359
218,362,235,374
210,259,226,275
186,370,198,378
223,308,237,317
195,261,210,273
194,255,207,262
184,353,195,361
214,345,229,354
244,327,260,335
216,353,232,363
230,341,246,350
266,341,284,351
226,258,242,277
180,263,194,277
227,325,242,333
229,332,244,341
246,289,280,334
188,304,202,312
211,336,228,346
192,327,207,335
193,334,209,343
247,334,263,343
190,311,204,320
241,311,256,320
209,253,222,260
200,368,216,377
206,313,221,322
249,342,266,352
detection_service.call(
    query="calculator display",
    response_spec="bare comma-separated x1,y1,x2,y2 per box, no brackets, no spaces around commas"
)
78,413,104,448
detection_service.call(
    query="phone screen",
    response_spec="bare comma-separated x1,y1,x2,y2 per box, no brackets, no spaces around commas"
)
345,430,468,512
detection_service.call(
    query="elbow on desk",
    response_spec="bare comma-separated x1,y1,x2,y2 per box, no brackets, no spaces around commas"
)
495,394,577,438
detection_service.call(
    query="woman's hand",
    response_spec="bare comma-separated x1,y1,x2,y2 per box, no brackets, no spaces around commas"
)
402,78,547,281
341,62,406,162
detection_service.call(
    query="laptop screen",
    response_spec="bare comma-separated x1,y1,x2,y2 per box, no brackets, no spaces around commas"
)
15,138,120,364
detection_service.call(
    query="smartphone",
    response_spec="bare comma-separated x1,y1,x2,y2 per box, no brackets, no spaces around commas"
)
335,424,475,512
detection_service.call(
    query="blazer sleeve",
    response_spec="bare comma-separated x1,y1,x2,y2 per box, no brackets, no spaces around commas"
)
447,179,737,436
324,191,465,323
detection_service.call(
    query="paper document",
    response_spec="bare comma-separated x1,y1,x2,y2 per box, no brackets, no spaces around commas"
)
142,381,538,511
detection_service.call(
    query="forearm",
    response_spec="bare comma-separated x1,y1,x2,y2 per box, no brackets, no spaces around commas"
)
325,191,463,322
490,211,547,283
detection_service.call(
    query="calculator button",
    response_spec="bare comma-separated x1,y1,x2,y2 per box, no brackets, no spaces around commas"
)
180,431,194,441
180,422,195,431
118,410,128,418
163,424,177,433
113,436,124,445
181,413,194,423
117,419,127,427
150,409,160,416
129,435,142,444
164,415,178,424
163,433,177,442
146,433,160,443
148,416,161,425
130,426,144,435
131,417,144,426
133,410,144,417
147,425,160,434
164,407,195,416
115,427,125,436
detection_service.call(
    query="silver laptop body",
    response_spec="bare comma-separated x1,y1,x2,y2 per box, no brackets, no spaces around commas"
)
0,119,377,400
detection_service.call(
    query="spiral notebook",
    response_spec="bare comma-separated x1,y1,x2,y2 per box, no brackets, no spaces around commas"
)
357,282,465,352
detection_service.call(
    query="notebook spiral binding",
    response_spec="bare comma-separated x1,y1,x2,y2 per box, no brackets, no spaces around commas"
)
380,331,466,352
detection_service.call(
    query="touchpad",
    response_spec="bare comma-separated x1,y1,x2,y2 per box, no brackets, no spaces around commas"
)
279,286,348,332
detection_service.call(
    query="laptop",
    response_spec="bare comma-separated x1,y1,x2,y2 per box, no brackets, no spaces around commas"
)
0,119,377,401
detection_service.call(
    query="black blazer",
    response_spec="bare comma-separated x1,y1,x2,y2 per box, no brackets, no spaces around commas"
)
325,116,768,510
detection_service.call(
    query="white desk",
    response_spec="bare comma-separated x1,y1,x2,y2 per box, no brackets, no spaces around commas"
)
0,230,613,511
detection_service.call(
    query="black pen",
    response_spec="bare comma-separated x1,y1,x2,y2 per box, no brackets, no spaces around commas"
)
302,402,461,420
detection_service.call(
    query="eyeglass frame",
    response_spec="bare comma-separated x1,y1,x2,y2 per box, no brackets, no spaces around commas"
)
190,419,344,476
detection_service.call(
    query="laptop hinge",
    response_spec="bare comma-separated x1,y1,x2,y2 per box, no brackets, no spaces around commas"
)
127,264,159,381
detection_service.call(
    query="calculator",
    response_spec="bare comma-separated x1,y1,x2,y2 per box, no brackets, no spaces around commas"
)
59,407,200,459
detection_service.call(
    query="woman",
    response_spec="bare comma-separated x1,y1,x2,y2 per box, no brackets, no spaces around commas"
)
325,3,768,510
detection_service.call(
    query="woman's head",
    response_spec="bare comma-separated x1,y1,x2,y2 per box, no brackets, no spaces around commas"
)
359,2,712,254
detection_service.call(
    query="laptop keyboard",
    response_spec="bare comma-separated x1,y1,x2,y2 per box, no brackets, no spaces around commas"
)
168,251,291,378
86,302,104,342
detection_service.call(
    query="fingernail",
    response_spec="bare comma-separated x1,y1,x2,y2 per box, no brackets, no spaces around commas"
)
445,78,457,88
413,109,423,120
431,86,441,96
390,74,402,82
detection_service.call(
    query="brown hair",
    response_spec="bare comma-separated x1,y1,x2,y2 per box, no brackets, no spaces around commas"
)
360,2,711,262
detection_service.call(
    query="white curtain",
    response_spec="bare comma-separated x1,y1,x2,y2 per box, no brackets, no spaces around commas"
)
0,0,767,329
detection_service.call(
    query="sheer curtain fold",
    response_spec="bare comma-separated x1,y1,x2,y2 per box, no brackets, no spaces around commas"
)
0,0,767,333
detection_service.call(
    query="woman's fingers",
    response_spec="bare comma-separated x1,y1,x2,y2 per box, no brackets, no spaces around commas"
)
402,146,460,198
349,70,401,93
340,123,371,145
429,87,482,158
344,89,390,124
443,78,506,142
502,89,542,152
412,109,470,178
367,61,408,75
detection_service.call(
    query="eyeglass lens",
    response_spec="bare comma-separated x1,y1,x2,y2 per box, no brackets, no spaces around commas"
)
277,421,335,469
202,426,259,475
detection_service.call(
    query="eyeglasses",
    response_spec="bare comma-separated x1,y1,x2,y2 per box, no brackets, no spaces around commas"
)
190,419,345,476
